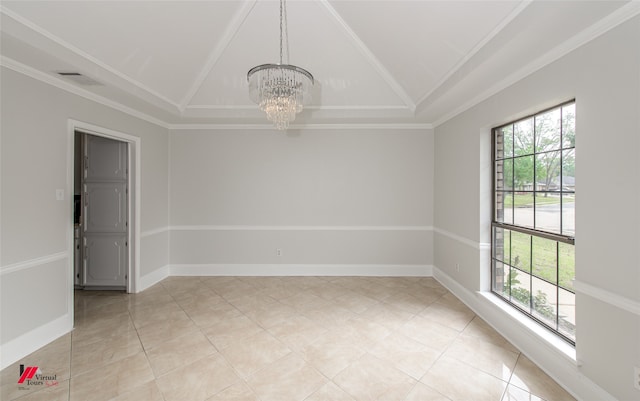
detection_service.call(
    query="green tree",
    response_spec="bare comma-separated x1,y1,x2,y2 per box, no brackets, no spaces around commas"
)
511,107,575,194
513,120,534,190
498,103,574,195
561,105,576,179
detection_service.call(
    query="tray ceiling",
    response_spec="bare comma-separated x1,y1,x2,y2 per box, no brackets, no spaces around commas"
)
0,1,635,127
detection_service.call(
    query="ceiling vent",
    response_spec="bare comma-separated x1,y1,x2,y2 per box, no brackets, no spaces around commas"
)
56,72,103,86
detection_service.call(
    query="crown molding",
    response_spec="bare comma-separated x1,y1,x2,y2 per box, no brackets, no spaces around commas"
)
169,225,433,231
179,0,258,111
5,2,634,131
432,1,640,128
1,5,181,114
306,105,409,111
318,0,416,112
1,56,170,129
2,56,431,132
184,104,411,111
168,123,433,131
415,0,533,109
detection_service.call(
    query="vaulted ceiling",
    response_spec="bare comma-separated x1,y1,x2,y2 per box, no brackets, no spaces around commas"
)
0,1,635,128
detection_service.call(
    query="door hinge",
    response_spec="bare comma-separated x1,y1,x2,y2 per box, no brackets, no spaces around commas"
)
125,241,128,247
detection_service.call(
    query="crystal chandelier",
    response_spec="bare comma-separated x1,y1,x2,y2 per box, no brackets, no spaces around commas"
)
247,0,314,130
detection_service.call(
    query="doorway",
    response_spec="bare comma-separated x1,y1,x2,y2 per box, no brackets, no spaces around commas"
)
74,132,128,290
69,120,140,295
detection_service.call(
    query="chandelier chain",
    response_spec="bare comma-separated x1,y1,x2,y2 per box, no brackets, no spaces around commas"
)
279,0,290,65
283,0,290,64
279,0,283,64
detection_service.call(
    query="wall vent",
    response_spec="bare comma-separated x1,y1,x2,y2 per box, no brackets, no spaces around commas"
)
56,72,103,86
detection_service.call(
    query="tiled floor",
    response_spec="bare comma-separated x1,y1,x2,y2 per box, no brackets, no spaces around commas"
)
1,276,577,401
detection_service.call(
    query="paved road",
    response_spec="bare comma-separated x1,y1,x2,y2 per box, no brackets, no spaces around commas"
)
512,202,574,236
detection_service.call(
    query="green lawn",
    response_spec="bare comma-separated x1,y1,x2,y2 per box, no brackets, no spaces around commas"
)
498,230,574,290
503,193,574,208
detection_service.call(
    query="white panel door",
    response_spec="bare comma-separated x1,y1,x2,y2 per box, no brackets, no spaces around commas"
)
83,235,127,285
84,183,127,233
82,134,128,288
85,135,127,180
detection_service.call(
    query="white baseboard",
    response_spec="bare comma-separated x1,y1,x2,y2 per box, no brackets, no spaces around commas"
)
139,264,432,288
170,264,433,277
432,266,615,401
0,313,72,370
137,265,170,292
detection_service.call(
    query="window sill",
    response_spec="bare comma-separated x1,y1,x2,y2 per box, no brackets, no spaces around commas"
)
477,291,577,364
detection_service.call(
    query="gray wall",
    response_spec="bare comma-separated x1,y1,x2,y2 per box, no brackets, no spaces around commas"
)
169,129,434,273
0,67,169,366
434,16,640,401
2,14,639,400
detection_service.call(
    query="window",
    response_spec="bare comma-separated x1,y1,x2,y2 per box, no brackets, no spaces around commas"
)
492,101,576,344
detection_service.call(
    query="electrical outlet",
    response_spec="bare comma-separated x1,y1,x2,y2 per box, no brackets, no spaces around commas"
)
634,366,640,391
56,189,64,201
455,263,460,272
276,248,282,257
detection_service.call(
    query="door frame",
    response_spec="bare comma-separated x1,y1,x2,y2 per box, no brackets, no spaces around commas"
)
67,120,141,295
